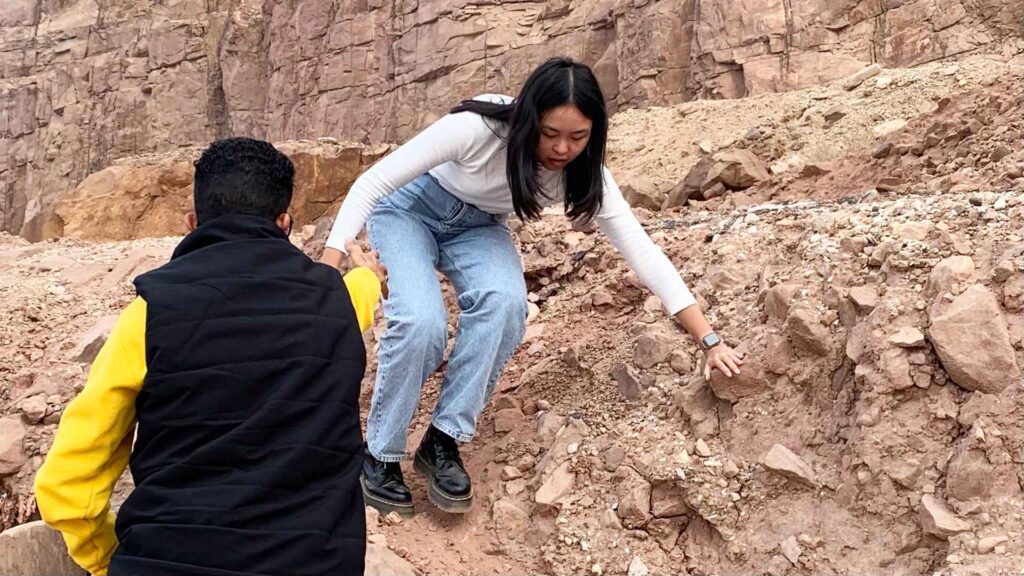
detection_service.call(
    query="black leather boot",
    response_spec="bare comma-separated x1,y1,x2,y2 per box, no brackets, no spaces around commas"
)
360,444,414,518
414,425,473,513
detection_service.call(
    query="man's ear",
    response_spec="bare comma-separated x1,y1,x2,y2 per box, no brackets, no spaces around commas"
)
276,213,293,236
185,212,198,232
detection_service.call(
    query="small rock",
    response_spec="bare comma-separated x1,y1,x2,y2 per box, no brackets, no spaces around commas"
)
848,286,879,312
991,145,1012,163
898,221,931,240
762,444,816,487
600,508,622,529
885,458,922,489
873,119,907,137
888,327,926,348
365,506,381,531
823,104,848,126
993,260,1015,282
18,395,48,424
723,460,740,478
764,283,802,323
744,128,763,141
535,461,575,506
876,177,903,192
676,450,692,467
592,289,614,307
70,315,119,364
522,323,545,343
501,465,523,481
780,535,802,565
927,256,975,295
0,417,28,476
627,556,650,576
978,535,1009,554
695,439,712,458
650,482,689,518
527,302,540,324
669,350,692,374
615,467,652,526
505,479,528,496
801,162,833,177
875,76,893,89
492,499,530,535
604,445,626,472
536,399,552,412
612,364,642,401
839,236,868,254
920,495,971,539
842,63,882,90
786,307,830,356
634,328,675,369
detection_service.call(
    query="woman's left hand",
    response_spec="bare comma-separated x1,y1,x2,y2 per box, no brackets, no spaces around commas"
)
704,344,745,380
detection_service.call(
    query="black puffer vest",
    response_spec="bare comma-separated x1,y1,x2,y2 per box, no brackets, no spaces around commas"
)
111,214,366,576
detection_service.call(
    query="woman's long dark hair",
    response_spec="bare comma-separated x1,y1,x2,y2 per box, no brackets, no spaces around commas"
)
450,57,608,223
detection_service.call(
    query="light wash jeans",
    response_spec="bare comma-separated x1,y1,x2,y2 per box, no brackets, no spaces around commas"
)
365,174,528,462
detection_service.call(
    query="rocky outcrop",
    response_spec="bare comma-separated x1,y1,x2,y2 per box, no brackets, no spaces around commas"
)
3,0,1022,239
54,140,388,240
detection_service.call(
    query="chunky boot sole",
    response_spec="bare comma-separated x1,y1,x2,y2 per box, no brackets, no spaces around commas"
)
414,453,474,514
360,474,415,518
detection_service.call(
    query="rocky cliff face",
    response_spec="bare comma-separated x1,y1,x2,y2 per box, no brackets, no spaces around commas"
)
2,0,1021,239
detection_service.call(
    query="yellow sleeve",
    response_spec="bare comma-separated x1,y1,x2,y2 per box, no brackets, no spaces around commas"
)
343,267,382,333
34,297,148,576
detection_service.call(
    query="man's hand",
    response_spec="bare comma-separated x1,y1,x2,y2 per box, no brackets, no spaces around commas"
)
344,240,389,299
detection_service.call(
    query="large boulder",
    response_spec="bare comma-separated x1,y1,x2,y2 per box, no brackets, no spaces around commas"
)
928,285,1018,394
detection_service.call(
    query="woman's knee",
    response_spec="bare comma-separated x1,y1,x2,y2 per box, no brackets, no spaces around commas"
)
479,288,528,337
399,308,448,358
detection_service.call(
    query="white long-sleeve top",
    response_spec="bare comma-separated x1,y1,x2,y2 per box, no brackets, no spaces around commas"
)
326,95,697,314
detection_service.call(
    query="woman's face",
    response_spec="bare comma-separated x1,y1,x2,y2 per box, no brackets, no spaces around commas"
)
537,104,592,171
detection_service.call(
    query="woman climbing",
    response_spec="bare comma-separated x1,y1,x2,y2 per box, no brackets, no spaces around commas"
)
321,57,744,517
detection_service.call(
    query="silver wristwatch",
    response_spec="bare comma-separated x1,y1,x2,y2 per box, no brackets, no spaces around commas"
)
700,331,722,351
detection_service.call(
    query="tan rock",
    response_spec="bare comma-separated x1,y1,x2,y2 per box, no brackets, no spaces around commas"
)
786,307,830,356
650,482,689,518
764,283,802,322
762,444,816,487
535,461,575,506
491,499,531,535
848,286,879,312
634,328,675,369
946,448,992,501
707,149,771,190
0,417,28,476
365,535,421,576
615,466,652,527
70,315,119,364
841,63,882,90
919,495,971,539
888,327,926,348
0,521,86,576
928,285,1018,393
926,256,975,295
612,363,642,401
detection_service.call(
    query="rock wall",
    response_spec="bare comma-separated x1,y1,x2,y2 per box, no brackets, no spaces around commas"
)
2,0,1022,239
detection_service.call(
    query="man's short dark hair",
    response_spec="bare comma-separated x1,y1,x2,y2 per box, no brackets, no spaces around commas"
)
193,137,295,223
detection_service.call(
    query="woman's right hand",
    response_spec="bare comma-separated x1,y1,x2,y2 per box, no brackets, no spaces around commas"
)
344,240,389,299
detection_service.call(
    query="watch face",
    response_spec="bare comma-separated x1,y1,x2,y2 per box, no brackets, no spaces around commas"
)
703,333,721,348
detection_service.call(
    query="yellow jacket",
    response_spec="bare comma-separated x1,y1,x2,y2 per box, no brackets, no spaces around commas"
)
34,267,381,576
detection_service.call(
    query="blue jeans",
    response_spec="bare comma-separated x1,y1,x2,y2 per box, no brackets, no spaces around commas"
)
365,174,528,462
